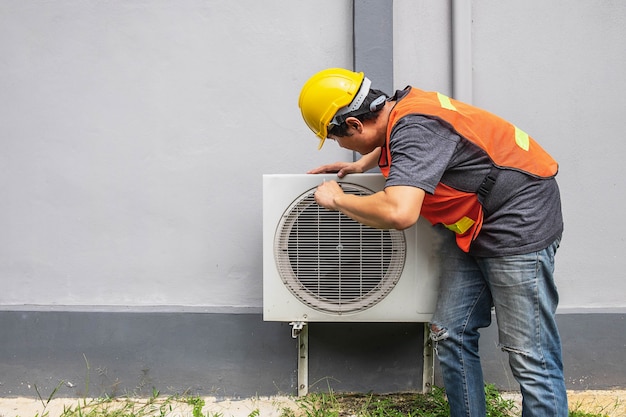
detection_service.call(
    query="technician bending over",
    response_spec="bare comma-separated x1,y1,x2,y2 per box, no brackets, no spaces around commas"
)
298,68,567,417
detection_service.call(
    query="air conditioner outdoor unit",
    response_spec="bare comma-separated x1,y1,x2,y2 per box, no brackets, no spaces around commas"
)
263,173,440,324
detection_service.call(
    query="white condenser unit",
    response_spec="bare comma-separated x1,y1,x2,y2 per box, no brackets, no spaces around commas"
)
263,173,440,324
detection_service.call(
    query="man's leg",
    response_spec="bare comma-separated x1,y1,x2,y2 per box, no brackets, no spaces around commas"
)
479,239,568,417
430,229,493,417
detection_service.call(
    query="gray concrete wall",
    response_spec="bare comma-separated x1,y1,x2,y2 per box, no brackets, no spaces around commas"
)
0,0,354,310
470,1,626,312
1,0,625,397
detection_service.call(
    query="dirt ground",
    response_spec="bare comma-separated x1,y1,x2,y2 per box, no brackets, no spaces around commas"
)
514,390,625,416
0,390,624,417
0,396,297,417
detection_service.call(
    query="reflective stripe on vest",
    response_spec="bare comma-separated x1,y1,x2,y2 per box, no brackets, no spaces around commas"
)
514,126,530,151
444,216,475,234
437,92,457,111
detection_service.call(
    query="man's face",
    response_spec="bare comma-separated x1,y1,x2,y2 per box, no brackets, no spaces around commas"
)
328,120,385,155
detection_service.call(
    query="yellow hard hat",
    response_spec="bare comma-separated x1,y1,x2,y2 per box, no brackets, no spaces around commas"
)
298,68,370,149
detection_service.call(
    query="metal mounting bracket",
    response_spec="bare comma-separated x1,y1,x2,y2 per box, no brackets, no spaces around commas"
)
289,321,305,339
289,322,308,396
423,323,435,393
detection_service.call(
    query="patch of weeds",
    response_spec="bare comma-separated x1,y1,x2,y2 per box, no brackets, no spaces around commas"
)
280,405,298,417
290,384,520,417
295,391,341,417
484,384,517,417
568,399,619,417
56,387,178,417
34,380,65,417
569,411,608,417
185,396,206,417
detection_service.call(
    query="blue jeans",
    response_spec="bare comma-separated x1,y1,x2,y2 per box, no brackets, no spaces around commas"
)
430,229,568,417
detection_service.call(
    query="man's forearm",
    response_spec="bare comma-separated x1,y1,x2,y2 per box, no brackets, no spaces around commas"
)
356,148,382,172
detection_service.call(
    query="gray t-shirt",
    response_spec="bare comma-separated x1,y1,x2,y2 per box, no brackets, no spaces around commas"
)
384,95,563,256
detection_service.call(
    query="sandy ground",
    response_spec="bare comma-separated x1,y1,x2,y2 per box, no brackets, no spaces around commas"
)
0,395,298,417
0,390,624,417
503,390,626,416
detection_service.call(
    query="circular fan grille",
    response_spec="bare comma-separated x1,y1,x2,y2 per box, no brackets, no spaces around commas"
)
274,182,406,314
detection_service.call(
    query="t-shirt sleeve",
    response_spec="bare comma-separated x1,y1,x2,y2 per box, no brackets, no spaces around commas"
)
384,114,460,194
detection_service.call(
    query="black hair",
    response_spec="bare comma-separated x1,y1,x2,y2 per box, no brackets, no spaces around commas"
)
327,88,388,138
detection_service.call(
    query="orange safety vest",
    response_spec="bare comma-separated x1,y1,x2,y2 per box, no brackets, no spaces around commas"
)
379,87,558,252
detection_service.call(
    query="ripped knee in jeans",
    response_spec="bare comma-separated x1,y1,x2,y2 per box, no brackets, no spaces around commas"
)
429,323,449,355
430,323,449,341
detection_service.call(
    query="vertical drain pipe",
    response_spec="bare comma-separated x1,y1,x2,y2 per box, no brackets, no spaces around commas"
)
451,0,473,103
353,0,393,163
353,0,394,92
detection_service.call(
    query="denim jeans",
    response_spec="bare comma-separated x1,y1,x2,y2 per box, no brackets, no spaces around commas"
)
430,228,568,417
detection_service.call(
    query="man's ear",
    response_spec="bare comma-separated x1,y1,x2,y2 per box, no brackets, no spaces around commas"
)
345,117,363,132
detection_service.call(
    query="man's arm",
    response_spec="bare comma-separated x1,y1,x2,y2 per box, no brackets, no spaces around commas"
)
314,182,425,230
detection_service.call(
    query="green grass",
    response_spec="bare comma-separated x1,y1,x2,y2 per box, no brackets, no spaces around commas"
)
18,383,619,417
568,399,619,417
285,384,617,417
287,385,511,417
27,385,235,417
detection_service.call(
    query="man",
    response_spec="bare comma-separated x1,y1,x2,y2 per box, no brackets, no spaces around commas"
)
298,68,567,416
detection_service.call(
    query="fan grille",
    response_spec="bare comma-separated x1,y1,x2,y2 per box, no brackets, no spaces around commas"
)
274,182,406,314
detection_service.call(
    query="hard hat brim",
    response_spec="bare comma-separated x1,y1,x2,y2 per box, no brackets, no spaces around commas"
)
318,136,326,150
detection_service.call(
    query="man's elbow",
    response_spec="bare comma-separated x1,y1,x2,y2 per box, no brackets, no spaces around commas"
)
381,186,424,230
388,212,419,230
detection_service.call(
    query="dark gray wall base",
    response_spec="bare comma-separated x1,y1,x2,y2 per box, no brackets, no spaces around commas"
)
474,313,626,391
0,311,298,398
0,311,623,399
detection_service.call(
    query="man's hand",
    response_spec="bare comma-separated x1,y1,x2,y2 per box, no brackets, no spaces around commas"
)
308,148,382,178
307,162,362,178
314,180,344,210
